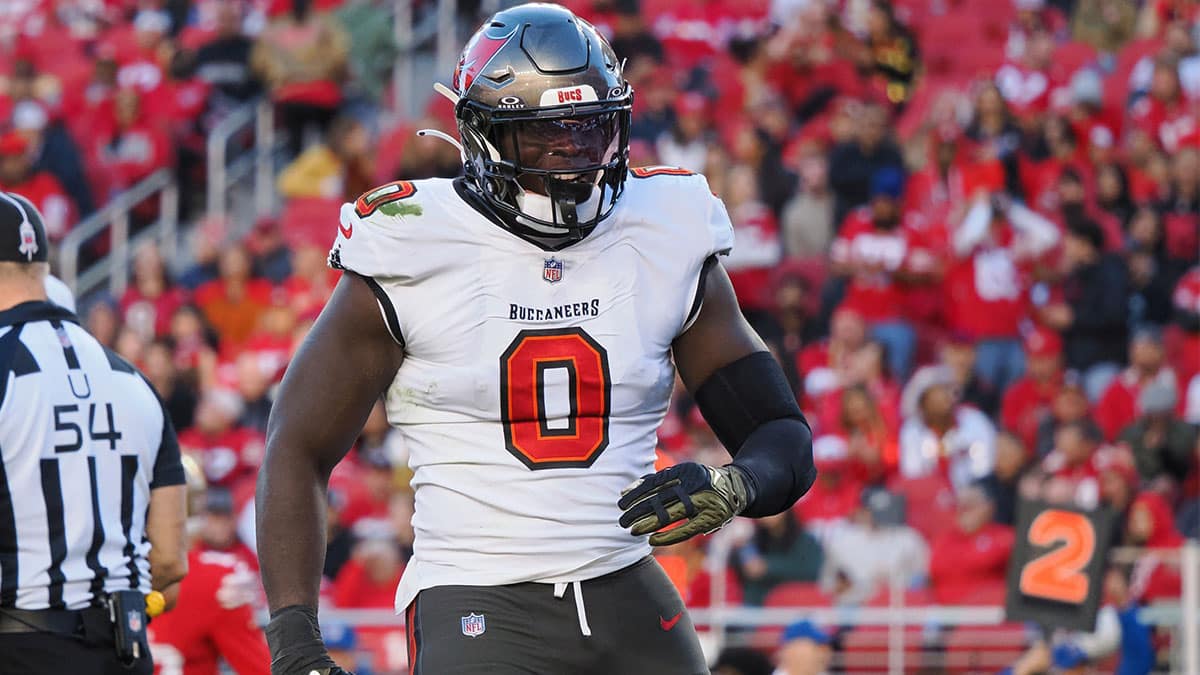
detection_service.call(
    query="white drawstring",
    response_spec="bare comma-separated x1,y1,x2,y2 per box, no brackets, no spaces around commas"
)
552,581,592,637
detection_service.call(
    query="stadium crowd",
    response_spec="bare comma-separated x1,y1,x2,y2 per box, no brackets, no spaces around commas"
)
2,0,1200,672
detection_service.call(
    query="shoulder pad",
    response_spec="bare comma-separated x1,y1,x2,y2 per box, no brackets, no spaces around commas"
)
329,181,424,277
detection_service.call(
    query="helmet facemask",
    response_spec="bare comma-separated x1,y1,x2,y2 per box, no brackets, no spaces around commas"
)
458,97,632,242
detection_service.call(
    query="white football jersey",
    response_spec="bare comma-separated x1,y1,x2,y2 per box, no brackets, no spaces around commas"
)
328,169,734,612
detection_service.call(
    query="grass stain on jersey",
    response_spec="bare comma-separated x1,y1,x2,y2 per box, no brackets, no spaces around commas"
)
379,201,423,218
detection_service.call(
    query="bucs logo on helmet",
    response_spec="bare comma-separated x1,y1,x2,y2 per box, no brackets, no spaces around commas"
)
453,24,518,95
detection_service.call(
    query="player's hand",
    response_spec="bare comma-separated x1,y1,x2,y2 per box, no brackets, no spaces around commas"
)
265,605,355,675
617,463,751,546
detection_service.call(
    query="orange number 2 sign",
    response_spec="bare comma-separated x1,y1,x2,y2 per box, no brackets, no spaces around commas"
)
1018,509,1097,604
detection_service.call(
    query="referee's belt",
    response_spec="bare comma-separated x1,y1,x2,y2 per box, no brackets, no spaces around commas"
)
0,606,111,636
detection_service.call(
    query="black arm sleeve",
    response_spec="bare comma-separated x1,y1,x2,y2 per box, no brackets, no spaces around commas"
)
692,351,817,518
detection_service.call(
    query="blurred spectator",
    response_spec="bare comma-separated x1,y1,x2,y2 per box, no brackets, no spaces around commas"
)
774,620,833,675
780,140,835,257
798,307,868,410
142,339,198,432
1126,491,1184,603
899,365,997,489
392,117,464,181
978,432,1033,526
241,295,297,387
1040,219,1130,399
282,237,338,324
828,102,904,227
830,167,935,379
928,485,1015,603
1118,379,1198,484
1095,328,1180,440
120,242,187,338
195,246,274,349
9,95,95,217
1158,147,1200,262
1041,419,1106,508
1034,375,1094,457
796,436,864,541
195,0,262,106
94,88,172,194
331,536,404,609
1072,0,1137,52
1097,162,1137,229
723,164,783,317
860,0,919,108
195,487,258,570
85,299,121,349
247,216,292,283
656,92,712,174
1176,266,1200,396
252,0,350,156
940,334,1000,418
233,352,274,433
1129,56,1194,154
731,511,824,606
1125,206,1183,328
819,487,927,604
947,196,1060,395
1002,327,1066,451
964,83,1025,199
838,384,899,485
0,131,75,241
180,388,265,490
771,272,822,385
277,114,373,200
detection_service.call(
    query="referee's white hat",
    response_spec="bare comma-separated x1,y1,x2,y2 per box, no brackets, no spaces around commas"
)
0,191,49,264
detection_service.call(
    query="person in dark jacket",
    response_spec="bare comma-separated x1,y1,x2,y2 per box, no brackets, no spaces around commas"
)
976,432,1031,525
828,102,905,229
1118,380,1198,484
1040,219,1130,400
731,511,824,606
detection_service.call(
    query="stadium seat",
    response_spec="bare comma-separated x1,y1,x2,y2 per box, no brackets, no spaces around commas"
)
886,474,957,541
865,587,935,607
944,624,1030,673
839,626,933,673
763,581,833,608
954,579,1008,606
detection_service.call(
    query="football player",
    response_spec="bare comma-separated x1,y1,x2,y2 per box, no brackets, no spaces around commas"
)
257,4,816,674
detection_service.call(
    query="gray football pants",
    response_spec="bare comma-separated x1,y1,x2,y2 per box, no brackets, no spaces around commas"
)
403,556,708,674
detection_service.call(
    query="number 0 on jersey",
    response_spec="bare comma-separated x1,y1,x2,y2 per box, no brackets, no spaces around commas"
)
500,328,612,469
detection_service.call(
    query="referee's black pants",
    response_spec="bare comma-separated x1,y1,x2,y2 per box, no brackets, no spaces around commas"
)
0,631,152,675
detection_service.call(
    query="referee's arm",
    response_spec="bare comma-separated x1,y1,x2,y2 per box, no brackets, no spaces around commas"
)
145,402,189,609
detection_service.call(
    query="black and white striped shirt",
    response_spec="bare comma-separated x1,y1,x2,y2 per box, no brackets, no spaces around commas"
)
0,300,184,610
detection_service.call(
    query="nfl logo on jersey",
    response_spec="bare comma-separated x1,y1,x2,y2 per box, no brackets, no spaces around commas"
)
461,613,486,638
543,258,563,284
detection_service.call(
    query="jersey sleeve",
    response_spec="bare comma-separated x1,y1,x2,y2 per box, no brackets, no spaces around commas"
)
327,185,421,346
150,412,185,488
680,175,736,333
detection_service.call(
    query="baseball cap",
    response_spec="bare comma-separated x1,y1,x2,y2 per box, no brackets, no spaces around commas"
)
0,192,49,263
869,166,905,200
1052,642,1088,669
0,132,28,156
781,620,831,646
1023,326,1063,358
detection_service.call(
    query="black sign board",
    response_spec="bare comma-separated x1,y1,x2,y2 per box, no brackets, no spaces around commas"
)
1004,499,1114,631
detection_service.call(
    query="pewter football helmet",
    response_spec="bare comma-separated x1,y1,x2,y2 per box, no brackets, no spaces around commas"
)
450,3,633,243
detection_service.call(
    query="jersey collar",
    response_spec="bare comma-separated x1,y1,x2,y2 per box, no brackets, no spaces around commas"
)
0,300,80,328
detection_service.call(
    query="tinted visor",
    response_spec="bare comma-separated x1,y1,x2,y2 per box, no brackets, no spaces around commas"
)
499,112,620,177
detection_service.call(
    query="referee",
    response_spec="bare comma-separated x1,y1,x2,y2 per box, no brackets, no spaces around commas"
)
0,192,188,674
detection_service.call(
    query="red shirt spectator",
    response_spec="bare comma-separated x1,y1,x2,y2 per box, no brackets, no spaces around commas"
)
178,389,265,490
1173,267,1200,383
945,198,1059,340
1040,420,1104,508
0,132,75,240
1001,327,1065,450
1094,329,1183,440
1129,58,1197,154
94,88,172,192
831,205,938,323
797,307,868,412
794,436,864,541
195,246,275,350
120,244,188,338
147,549,269,675
331,540,404,609
929,486,1015,604
1126,492,1185,603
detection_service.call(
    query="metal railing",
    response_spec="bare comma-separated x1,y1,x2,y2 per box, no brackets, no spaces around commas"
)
206,99,276,223
59,169,178,299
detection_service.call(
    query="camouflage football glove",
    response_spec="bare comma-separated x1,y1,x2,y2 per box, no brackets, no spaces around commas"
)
265,605,354,675
618,463,752,546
